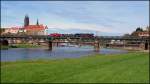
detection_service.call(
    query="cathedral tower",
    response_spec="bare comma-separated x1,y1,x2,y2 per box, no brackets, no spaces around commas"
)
24,14,29,27
36,19,39,26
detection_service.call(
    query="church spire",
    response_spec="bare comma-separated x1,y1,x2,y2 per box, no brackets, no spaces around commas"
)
24,14,29,27
36,19,39,26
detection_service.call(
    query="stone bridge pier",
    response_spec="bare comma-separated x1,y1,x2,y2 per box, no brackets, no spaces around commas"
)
140,40,150,50
0,39,9,46
94,40,100,52
48,41,53,51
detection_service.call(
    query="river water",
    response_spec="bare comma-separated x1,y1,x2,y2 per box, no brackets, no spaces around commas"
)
1,46,128,62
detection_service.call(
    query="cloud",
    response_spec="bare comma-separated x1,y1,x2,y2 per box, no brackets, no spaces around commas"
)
1,1,149,35
47,21,114,33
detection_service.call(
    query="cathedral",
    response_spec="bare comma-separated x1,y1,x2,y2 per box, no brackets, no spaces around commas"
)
24,15,48,35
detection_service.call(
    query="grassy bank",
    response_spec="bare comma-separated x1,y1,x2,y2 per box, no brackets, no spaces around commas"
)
0,45,9,50
1,44,41,49
1,52,149,83
11,44,41,48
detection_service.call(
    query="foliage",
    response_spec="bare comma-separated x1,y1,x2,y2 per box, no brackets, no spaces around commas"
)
10,44,41,48
0,45,9,50
1,44,41,50
135,27,143,32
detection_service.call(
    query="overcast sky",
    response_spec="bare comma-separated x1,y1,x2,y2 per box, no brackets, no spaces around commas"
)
1,1,149,36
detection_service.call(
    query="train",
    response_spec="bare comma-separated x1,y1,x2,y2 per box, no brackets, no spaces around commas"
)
74,33,94,38
48,33,62,37
48,33,94,38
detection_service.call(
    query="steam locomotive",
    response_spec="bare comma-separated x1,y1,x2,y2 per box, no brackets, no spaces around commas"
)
48,33,94,38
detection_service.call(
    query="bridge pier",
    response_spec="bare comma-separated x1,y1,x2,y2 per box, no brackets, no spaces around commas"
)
48,41,53,51
1,39,9,46
139,41,149,50
144,41,149,50
94,40,100,52
56,42,59,47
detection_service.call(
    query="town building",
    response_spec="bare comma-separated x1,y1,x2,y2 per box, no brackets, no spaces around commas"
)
138,31,149,37
2,15,48,35
131,26,149,37
138,26,149,37
3,26,24,34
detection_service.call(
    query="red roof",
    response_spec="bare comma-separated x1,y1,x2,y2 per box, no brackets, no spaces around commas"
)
11,26,24,30
25,25,45,30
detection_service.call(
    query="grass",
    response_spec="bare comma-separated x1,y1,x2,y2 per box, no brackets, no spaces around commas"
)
1,52,149,83
1,44,41,50
11,44,41,48
0,45,9,50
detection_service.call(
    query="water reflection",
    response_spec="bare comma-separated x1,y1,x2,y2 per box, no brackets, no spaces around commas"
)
1,46,128,62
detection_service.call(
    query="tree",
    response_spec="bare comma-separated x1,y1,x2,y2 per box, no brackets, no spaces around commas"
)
135,27,143,32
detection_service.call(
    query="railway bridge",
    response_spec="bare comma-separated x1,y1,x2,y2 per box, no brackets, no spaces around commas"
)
0,35,149,51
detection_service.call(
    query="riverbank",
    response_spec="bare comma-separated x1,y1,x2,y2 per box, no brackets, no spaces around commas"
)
1,52,149,83
1,44,41,50
105,47,149,53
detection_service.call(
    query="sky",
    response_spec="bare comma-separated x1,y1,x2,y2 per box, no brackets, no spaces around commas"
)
1,1,149,36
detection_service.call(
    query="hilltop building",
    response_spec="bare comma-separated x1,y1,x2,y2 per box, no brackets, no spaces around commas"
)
138,31,149,37
23,15,47,35
131,26,149,37
138,26,149,37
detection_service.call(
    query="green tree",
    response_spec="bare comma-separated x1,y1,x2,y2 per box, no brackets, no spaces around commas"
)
135,27,143,32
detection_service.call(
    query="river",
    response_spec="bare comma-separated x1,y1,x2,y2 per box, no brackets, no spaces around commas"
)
1,46,128,62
